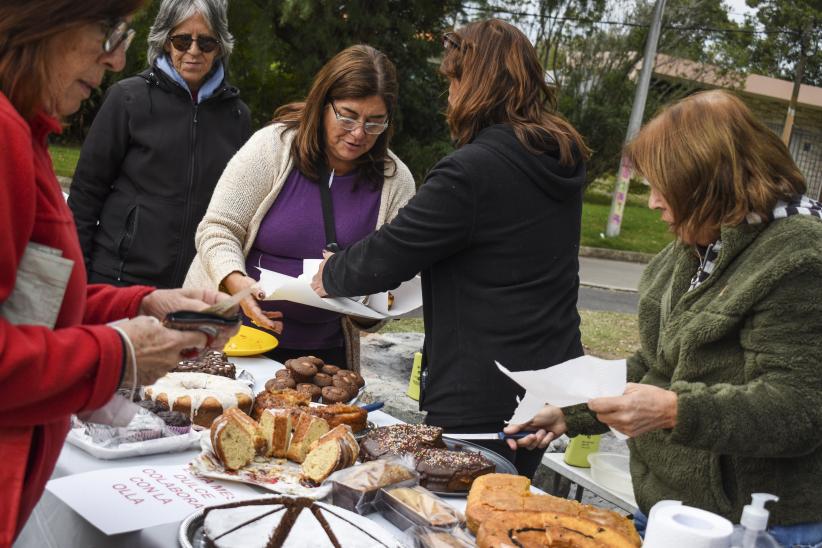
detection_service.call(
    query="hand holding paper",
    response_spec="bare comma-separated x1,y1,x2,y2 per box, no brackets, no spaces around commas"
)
255,260,422,320
588,382,678,437
496,355,630,441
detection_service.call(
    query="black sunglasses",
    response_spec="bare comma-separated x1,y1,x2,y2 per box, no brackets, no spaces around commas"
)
167,34,221,53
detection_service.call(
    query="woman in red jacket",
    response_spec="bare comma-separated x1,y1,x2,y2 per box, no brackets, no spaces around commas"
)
0,2,236,544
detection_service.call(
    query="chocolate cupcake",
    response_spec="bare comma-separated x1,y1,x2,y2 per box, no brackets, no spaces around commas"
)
157,409,192,436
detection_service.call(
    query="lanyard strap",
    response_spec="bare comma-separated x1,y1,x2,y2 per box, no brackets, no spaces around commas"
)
317,168,340,252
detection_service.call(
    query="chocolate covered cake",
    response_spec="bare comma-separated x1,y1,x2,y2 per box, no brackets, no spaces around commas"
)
414,447,495,492
358,424,446,461
174,350,236,379
202,496,400,547
359,425,495,492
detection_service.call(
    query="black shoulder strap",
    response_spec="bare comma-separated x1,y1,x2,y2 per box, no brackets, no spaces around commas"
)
317,167,340,252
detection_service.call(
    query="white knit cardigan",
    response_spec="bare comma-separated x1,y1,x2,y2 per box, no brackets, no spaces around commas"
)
184,123,416,291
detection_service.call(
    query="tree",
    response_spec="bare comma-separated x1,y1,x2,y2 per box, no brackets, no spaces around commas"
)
60,0,462,183
746,0,821,87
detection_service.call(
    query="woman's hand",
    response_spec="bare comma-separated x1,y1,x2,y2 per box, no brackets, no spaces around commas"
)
503,405,568,451
138,287,240,349
311,250,334,297
222,272,283,334
116,317,208,387
588,383,678,437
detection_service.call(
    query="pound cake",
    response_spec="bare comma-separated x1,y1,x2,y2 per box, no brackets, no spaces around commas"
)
466,473,641,547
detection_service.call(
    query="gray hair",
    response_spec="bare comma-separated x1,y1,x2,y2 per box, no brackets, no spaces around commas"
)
146,0,234,66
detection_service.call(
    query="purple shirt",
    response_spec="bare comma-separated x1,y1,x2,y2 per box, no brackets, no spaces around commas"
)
245,168,381,349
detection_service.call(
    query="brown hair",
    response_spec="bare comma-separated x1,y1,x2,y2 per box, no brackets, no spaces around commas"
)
625,90,806,243
273,44,398,184
440,19,590,165
0,0,143,121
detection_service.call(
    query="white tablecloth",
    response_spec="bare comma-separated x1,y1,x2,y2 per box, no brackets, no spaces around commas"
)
12,357,452,548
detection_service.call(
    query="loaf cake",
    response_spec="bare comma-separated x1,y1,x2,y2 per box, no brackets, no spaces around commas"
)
414,447,495,492
286,413,330,463
466,473,641,547
142,372,253,428
359,424,446,461
301,426,359,484
210,408,265,471
202,496,400,548
359,424,494,492
259,408,292,458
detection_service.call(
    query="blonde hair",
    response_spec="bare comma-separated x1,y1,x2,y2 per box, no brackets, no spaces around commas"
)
625,90,805,242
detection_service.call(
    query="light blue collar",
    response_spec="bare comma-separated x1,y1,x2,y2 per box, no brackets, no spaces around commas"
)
156,54,225,104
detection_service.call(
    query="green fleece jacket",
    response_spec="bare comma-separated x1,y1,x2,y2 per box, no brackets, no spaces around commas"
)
564,214,822,525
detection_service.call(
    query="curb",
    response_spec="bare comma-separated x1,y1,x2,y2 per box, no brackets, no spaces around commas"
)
579,245,654,264
579,281,638,293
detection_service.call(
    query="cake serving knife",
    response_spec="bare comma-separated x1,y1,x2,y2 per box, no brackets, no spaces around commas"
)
443,432,533,441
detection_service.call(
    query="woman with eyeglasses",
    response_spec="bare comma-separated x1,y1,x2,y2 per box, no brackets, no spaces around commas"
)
185,45,416,370
68,0,251,290
311,19,590,477
0,1,238,544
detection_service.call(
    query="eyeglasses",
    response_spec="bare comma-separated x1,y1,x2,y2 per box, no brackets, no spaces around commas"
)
102,20,136,54
167,34,221,53
329,101,389,135
442,32,462,51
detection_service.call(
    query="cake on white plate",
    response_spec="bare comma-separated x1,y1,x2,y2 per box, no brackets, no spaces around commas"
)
202,496,402,547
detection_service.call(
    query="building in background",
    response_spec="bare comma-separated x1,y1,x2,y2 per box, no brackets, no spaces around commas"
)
650,54,822,199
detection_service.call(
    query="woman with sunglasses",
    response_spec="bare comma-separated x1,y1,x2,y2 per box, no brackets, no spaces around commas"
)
68,0,251,290
0,1,239,544
185,45,415,371
312,19,590,477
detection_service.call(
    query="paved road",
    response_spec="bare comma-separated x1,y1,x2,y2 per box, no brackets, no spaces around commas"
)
578,286,638,314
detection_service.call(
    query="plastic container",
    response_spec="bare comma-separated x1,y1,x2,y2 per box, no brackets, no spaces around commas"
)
587,452,633,499
564,434,601,467
730,493,780,548
377,486,463,531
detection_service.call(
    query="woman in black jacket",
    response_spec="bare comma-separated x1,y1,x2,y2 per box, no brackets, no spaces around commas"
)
68,0,251,288
312,19,590,477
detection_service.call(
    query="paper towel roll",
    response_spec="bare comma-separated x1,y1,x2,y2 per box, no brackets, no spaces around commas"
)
644,502,734,548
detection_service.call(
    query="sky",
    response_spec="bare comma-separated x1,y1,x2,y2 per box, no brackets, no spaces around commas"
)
722,0,756,24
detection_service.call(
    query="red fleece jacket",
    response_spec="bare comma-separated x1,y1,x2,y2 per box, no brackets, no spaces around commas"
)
0,92,154,546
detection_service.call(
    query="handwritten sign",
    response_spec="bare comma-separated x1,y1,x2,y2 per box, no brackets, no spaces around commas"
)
46,465,260,534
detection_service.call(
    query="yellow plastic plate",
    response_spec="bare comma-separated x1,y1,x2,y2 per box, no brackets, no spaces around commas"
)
224,325,279,357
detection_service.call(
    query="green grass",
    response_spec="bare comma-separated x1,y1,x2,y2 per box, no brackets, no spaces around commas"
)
49,145,81,178
581,201,674,254
46,141,670,255
381,312,639,360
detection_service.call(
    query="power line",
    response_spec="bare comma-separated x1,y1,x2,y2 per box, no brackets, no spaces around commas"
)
459,4,802,37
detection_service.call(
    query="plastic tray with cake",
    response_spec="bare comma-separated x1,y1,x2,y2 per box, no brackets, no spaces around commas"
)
188,434,333,500
178,496,404,548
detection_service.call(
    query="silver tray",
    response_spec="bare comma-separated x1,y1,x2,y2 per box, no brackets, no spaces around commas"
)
426,438,517,498
178,509,205,548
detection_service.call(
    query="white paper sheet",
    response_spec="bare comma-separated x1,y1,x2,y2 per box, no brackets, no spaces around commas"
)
46,465,259,534
497,355,629,438
254,261,422,320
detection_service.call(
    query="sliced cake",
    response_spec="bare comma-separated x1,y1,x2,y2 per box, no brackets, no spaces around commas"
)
210,408,265,471
286,413,329,463
259,408,292,458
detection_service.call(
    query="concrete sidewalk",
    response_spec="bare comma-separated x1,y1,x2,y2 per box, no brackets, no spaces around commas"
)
579,256,646,293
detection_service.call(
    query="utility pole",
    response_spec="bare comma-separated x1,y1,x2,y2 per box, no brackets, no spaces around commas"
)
605,0,667,238
781,34,808,147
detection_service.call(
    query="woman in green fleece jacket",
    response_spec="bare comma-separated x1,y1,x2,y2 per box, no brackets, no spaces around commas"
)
505,90,822,546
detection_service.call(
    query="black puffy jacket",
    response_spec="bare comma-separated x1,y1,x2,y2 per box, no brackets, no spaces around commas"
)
68,66,251,288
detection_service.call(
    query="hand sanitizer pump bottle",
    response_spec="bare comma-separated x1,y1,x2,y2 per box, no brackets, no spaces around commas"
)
730,493,780,548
